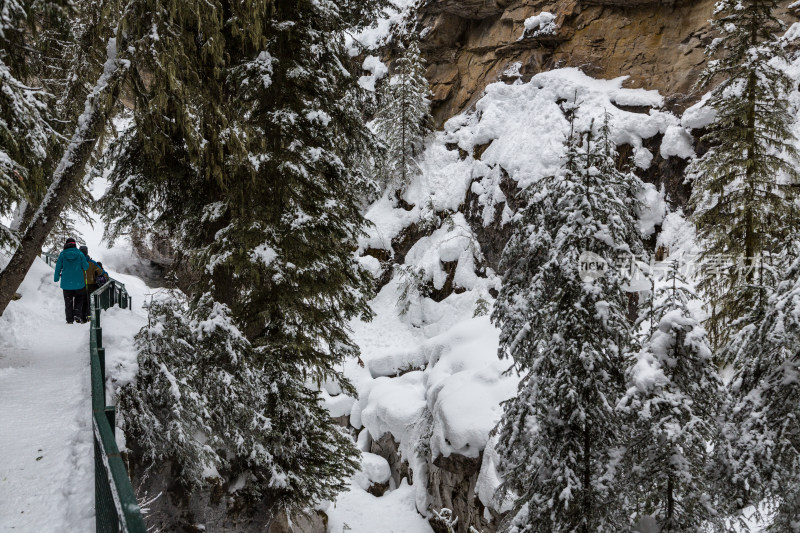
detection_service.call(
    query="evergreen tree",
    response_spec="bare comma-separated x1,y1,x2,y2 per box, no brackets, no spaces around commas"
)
492,112,644,533
121,292,358,506
687,0,800,347
620,260,723,532
34,0,118,242
33,0,113,128
373,39,431,198
98,0,388,511
715,257,800,529
0,0,65,246
0,0,112,245
0,0,123,315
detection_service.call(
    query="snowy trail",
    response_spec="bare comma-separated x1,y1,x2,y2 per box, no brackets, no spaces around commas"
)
0,259,94,532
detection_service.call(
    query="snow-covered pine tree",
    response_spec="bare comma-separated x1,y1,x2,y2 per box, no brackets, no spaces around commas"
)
714,257,800,529
0,0,113,244
33,0,113,130
687,0,800,347
0,0,65,246
98,0,389,512
373,39,432,198
121,292,359,506
206,0,381,400
0,0,126,317
32,0,118,244
619,259,723,532
492,111,644,533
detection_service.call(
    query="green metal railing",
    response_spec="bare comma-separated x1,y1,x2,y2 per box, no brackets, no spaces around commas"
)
43,251,59,268
44,252,147,532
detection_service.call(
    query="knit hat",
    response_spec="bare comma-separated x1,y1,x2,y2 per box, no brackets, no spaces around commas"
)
79,245,89,255
65,238,76,245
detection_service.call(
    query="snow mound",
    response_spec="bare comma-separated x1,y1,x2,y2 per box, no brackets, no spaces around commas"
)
359,55,389,92
326,478,433,533
353,452,392,490
442,68,670,191
425,316,513,459
363,68,678,258
681,93,716,130
519,12,557,39
660,125,695,159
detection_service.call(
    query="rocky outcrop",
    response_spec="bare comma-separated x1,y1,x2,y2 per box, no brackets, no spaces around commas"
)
269,511,327,533
370,433,415,486
582,0,676,5
368,431,505,533
369,431,501,533
417,0,798,124
428,453,493,533
463,164,518,274
427,0,513,19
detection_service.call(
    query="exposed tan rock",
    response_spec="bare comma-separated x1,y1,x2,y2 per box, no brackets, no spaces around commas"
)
426,0,508,19
415,0,798,123
582,0,676,5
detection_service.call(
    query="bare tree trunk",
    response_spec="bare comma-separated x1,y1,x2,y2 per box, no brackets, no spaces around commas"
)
582,423,592,533
0,39,128,315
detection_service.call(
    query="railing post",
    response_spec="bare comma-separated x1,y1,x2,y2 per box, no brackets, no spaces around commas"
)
93,296,100,329
104,406,115,435
98,347,106,385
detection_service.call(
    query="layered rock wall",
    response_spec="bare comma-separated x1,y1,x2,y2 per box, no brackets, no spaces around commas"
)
417,0,798,123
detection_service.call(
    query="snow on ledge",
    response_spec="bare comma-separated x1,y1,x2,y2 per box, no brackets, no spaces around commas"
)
681,93,716,130
519,12,558,40
442,68,674,189
660,125,696,159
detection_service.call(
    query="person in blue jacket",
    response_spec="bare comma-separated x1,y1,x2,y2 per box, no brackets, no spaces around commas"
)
54,237,89,324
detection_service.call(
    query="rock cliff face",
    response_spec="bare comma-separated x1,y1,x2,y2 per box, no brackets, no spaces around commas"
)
416,0,797,124
356,2,799,532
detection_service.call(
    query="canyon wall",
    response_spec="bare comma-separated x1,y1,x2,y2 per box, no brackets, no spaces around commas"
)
357,2,800,532
413,0,798,123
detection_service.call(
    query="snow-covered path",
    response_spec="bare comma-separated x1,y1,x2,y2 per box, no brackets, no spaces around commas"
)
0,258,94,532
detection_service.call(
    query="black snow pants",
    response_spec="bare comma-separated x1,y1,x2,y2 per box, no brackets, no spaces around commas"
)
63,288,87,323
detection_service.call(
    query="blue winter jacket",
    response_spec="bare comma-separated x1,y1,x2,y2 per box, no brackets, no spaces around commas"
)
54,246,89,290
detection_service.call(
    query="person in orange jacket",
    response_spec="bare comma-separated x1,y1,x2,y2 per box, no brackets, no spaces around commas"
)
78,245,107,322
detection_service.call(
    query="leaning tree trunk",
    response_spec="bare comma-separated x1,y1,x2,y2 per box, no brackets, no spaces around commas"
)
0,38,128,316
